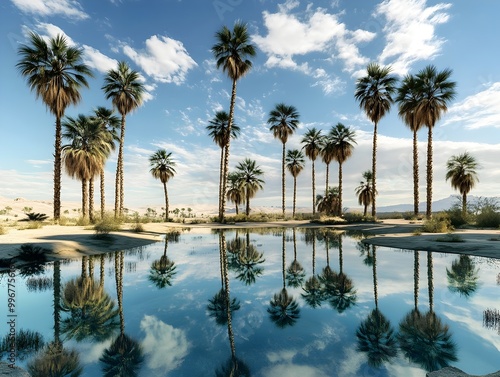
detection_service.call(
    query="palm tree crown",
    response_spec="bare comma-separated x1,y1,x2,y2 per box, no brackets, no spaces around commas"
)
149,149,176,221
17,32,93,220
445,152,479,214
355,63,397,218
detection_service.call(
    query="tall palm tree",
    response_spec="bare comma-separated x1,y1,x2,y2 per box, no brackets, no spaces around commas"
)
320,134,336,196
235,158,265,216
355,170,376,217
212,22,256,222
329,123,356,216
397,74,423,216
355,63,397,218
226,172,244,215
102,61,145,217
17,32,93,220
207,111,241,217
445,152,479,215
268,103,300,217
149,149,176,221
414,65,456,218
285,149,305,218
62,115,113,220
91,107,120,218
301,128,324,215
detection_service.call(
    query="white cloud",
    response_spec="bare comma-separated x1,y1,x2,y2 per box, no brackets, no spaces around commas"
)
82,45,118,73
11,0,88,19
140,315,190,373
443,82,500,130
122,35,197,85
27,22,76,46
375,0,452,74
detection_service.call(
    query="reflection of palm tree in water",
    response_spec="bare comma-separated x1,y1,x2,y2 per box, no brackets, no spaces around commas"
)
398,251,458,372
214,231,251,376
286,227,305,288
27,260,83,376
99,251,144,377
226,230,264,285
149,233,177,289
268,230,300,328
356,244,397,368
302,228,323,308
446,254,480,297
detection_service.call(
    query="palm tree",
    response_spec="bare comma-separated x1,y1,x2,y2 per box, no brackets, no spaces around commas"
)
355,170,376,217
397,74,423,216
226,172,244,215
285,149,305,218
212,22,256,222
329,123,356,216
91,107,120,218
62,114,113,220
268,103,300,217
316,186,340,216
301,128,324,215
445,152,479,215
149,149,176,221
102,61,145,217
320,134,336,196
207,111,241,217
414,65,456,218
17,32,93,220
355,63,397,218
235,158,265,216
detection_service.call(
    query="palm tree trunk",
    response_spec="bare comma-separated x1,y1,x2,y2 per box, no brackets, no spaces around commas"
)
100,169,105,219
100,254,105,289
246,187,250,216
412,129,419,216
325,162,330,196
53,261,61,343
82,179,88,220
282,142,286,217
293,176,297,218
413,250,419,310
54,116,62,221
220,79,238,222
372,245,378,310
372,121,378,218
282,232,286,289
235,203,239,215
89,177,95,223
115,116,125,218
218,147,224,219
163,181,169,222
427,251,434,312
363,204,367,217
312,159,316,215
119,117,126,217
426,125,433,219
462,192,467,215
338,162,343,217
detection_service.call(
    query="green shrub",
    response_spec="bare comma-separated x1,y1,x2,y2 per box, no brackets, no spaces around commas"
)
476,209,500,228
131,223,144,232
420,212,452,233
445,206,470,228
94,216,121,235
343,212,375,223
436,233,464,243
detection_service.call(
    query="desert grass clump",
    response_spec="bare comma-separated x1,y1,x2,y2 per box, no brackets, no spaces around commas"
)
93,215,121,236
19,221,44,230
0,225,6,235
131,223,145,233
436,233,464,243
420,213,452,233
342,212,375,223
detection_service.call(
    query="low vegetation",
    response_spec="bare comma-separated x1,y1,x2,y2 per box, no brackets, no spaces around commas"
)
93,215,121,236
435,233,464,243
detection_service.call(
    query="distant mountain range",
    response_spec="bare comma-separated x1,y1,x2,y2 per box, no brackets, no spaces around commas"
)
376,195,500,213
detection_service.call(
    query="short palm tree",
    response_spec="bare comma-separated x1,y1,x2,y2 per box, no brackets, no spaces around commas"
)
212,22,256,222
226,172,244,215
17,32,93,220
317,186,340,216
149,149,176,221
414,65,456,218
356,170,376,217
355,63,397,218
301,128,324,215
62,115,113,220
320,134,336,196
285,149,305,218
235,158,264,216
207,111,241,217
329,123,356,216
268,103,300,217
91,107,120,218
397,74,423,216
445,152,479,215
102,61,145,217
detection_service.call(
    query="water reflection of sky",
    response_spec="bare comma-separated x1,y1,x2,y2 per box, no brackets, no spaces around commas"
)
1,227,500,376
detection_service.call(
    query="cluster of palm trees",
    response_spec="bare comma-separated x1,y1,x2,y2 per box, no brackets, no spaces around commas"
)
19,23,466,223
17,33,145,221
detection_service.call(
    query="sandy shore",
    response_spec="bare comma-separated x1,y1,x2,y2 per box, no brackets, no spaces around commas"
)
2,219,500,265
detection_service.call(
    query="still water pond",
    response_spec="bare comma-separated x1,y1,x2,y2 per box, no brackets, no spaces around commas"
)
1,227,500,376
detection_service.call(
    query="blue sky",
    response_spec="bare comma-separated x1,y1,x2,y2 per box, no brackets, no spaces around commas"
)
1,0,499,213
